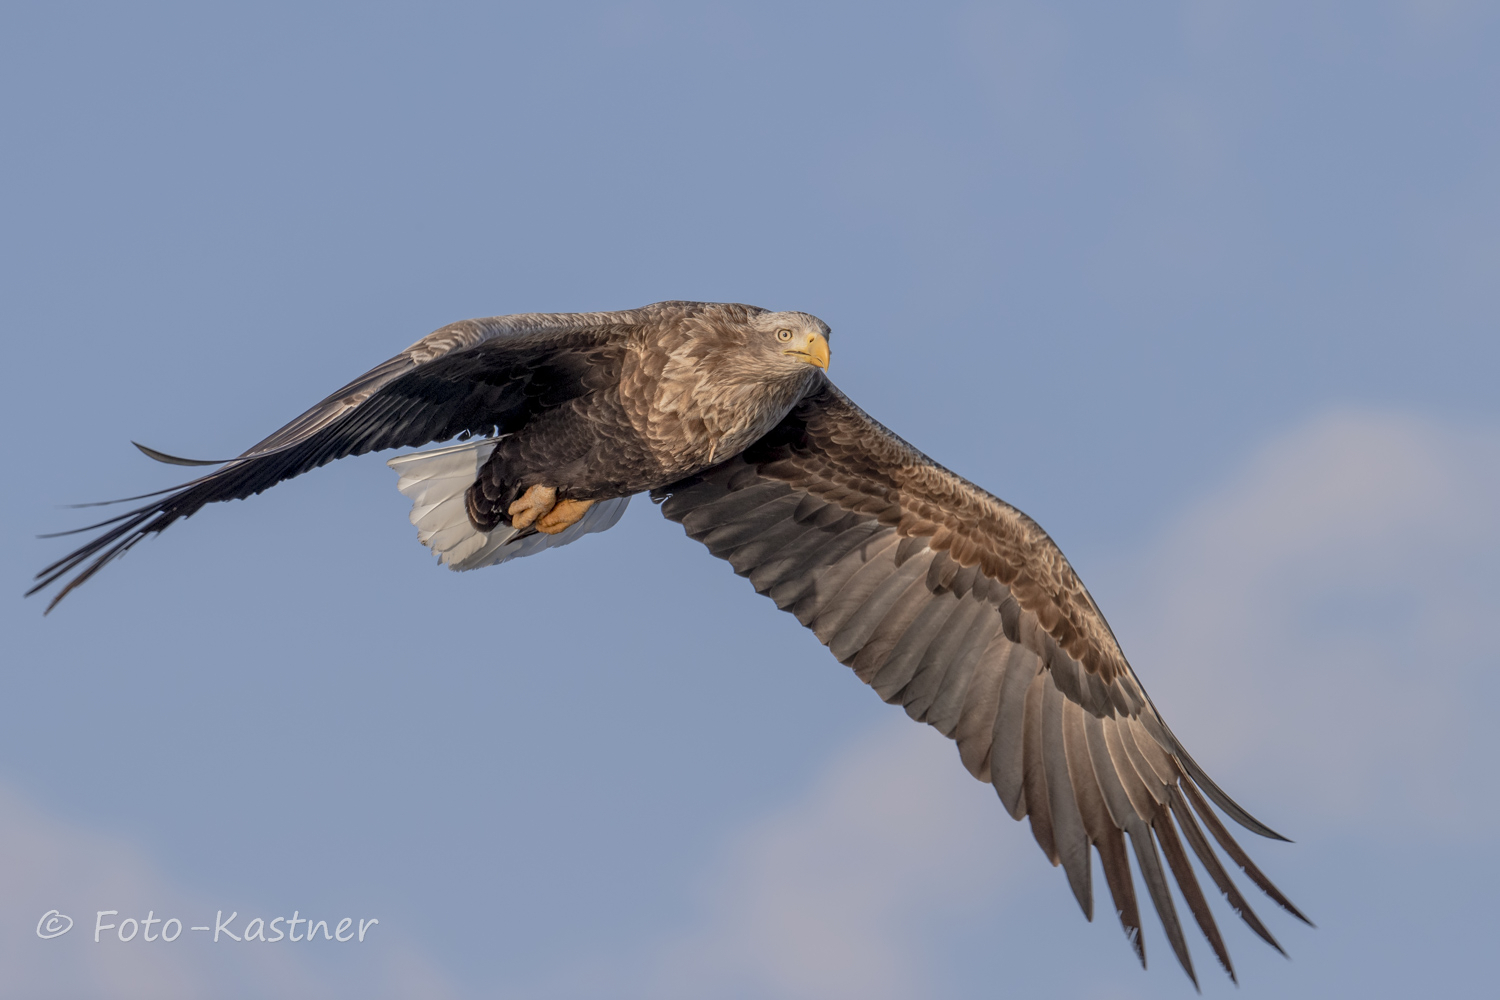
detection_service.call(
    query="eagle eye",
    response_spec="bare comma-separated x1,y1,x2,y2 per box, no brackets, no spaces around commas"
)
776,329,793,342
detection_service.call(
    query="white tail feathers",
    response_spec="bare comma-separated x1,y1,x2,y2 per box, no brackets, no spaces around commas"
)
386,438,629,571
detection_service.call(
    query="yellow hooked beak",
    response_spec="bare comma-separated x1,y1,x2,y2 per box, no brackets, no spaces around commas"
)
784,332,830,370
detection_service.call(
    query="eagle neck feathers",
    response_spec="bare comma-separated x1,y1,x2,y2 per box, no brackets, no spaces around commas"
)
623,306,819,476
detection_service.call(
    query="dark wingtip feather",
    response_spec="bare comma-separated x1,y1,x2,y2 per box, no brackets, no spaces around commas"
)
133,441,232,466
63,486,195,509
38,508,148,538
1154,809,1236,983
1167,786,1288,958
1180,778,1314,927
32,525,151,613
1129,821,1199,989
63,465,233,509
1096,828,1145,967
1148,716,1291,842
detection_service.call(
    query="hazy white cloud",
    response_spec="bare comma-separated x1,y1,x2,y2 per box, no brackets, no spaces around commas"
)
1115,409,1500,835
647,722,1015,1000
0,783,460,1000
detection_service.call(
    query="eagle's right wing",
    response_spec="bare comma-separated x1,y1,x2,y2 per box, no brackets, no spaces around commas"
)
656,378,1310,986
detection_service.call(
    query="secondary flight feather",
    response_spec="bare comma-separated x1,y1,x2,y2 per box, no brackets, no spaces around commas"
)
31,300,1308,985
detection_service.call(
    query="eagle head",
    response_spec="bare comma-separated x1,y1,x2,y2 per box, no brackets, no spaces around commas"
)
733,309,832,382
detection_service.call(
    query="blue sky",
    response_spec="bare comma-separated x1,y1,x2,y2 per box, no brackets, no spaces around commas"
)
2,2,1497,997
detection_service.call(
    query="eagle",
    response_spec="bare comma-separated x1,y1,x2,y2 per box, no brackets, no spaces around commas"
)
31,300,1307,984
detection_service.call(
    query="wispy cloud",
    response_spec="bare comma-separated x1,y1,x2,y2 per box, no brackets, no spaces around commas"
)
0,783,460,1000
648,722,1014,1000
1118,409,1500,836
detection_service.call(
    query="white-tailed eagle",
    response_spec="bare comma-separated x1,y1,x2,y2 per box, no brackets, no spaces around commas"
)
32,301,1307,984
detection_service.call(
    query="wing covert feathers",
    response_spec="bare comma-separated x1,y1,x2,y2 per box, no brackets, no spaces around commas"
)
655,380,1305,984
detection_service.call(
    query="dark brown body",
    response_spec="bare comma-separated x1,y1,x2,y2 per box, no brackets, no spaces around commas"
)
466,304,819,530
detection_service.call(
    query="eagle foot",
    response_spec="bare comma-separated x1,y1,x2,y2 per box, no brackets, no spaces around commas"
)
536,498,596,534
507,484,557,530
507,485,596,535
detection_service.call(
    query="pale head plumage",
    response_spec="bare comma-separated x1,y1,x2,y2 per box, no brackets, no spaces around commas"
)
750,308,832,375
666,304,831,384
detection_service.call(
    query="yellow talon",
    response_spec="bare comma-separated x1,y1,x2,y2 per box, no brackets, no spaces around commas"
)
536,498,596,534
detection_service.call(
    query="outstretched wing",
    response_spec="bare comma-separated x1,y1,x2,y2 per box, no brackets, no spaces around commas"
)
654,377,1309,986
30,309,640,611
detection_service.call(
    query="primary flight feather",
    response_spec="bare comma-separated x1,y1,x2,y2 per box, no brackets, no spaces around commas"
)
31,300,1307,985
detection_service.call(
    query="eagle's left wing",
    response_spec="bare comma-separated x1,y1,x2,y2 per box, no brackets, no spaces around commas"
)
29,310,636,611
653,377,1308,986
